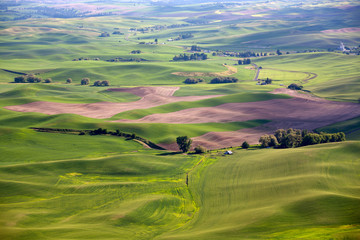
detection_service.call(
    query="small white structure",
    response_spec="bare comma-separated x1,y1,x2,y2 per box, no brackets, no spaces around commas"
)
224,150,233,155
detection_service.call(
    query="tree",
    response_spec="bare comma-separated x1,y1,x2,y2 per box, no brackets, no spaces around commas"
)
288,83,303,90
14,75,26,83
155,38,158,44
101,80,110,86
238,60,243,65
241,141,250,149
269,135,279,147
99,32,110,37
276,49,282,55
194,145,206,154
176,136,192,153
259,135,271,148
93,80,101,86
45,78,52,83
66,78,72,84
81,78,90,85
26,75,42,83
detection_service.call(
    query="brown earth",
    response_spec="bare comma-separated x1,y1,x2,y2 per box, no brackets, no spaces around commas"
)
172,64,237,77
116,88,360,150
4,86,223,119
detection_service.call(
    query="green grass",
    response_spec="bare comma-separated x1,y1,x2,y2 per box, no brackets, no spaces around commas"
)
0,145,200,240
0,84,140,106
254,53,360,101
160,141,360,240
0,127,143,165
317,116,360,140
1,2,360,239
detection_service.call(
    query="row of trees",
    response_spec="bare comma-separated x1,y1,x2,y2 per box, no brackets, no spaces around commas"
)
93,80,110,86
210,77,239,84
14,76,110,86
212,51,267,58
81,78,110,86
14,75,52,83
172,53,208,61
259,128,345,148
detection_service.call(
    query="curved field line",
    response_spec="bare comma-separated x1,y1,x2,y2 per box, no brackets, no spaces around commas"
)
172,64,237,77
262,67,318,83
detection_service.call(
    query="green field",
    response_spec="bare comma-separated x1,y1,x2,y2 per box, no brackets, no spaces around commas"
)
0,0,360,239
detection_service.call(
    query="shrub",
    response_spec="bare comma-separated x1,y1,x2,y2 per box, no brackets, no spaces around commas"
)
184,78,203,84
101,80,110,86
194,145,206,154
93,80,101,86
45,78,52,83
14,75,26,83
66,78,72,84
241,141,250,149
81,78,90,85
288,83,303,90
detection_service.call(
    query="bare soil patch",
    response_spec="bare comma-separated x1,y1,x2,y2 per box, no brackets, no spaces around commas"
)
4,86,223,119
118,89,360,150
172,64,237,77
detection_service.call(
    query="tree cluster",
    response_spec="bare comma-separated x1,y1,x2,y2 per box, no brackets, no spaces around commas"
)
238,59,251,65
288,83,303,90
259,128,345,148
213,51,266,58
258,77,272,85
130,24,189,33
130,50,142,54
14,74,42,83
99,32,110,37
72,57,100,61
190,45,201,52
106,57,147,62
210,77,238,84
93,80,110,86
172,53,207,61
174,33,194,40
112,31,124,35
183,78,204,84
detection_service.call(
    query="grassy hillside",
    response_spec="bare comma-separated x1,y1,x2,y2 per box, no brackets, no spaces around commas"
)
1,131,359,240
0,1,359,239
0,143,199,240
254,53,360,101
161,141,360,240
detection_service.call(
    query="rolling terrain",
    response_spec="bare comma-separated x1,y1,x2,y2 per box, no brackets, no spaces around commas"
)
0,0,360,239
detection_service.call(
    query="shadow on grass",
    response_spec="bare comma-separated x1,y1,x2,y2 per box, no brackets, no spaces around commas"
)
157,151,183,156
